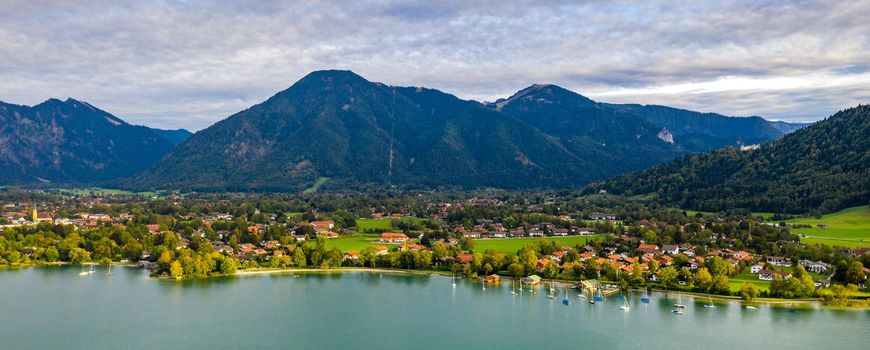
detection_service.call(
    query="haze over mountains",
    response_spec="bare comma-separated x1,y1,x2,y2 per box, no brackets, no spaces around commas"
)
2,70,809,191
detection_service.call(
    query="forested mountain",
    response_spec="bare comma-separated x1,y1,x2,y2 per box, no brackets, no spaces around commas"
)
587,105,870,214
129,70,593,191
0,98,175,184
492,84,681,174
602,103,792,152
129,70,815,192
150,128,192,146
769,120,812,133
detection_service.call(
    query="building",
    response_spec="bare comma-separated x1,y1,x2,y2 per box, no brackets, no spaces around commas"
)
798,260,832,274
483,274,500,284
380,232,409,243
637,244,659,254
589,212,616,220
750,264,765,274
766,256,792,267
522,275,542,285
311,220,335,233
758,269,791,281
662,244,679,255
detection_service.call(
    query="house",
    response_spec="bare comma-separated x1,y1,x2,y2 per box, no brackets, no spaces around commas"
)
293,234,307,242
552,228,569,236
456,253,474,264
528,228,544,237
310,220,335,233
750,264,765,274
462,232,481,239
146,224,162,235
589,212,616,220
662,244,679,255
380,232,409,243
375,246,389,255
798,260,832,274
523,275,542,285
732,251,753,261
484,274,500,284
344,251,360,261
577,227,594,235
322,231,339,239
758,269,791,281
637,244,659,254
766,256,792,266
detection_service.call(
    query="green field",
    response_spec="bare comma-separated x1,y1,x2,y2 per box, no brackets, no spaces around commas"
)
302,177,329,194
787,205,870,248
728,272,771,292
473,235,601,254
314,234,388,251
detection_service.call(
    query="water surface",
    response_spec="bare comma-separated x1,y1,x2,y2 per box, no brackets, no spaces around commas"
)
1,266,867,349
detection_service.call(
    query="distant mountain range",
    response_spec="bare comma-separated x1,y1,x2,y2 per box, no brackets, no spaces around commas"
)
1,70,814,191
588,105,870,214
125,70,807,191
0,98,188,184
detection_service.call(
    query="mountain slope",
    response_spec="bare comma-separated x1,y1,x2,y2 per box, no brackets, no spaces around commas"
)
588,105,870,214
492,84,682,175
129,70,593,191
0,98,175,184
150,128,192,146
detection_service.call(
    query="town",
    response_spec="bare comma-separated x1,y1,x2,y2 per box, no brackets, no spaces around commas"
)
1,188,867,305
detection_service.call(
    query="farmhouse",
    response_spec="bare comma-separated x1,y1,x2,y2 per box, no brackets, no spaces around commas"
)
380,232,409,243
758,269,792,281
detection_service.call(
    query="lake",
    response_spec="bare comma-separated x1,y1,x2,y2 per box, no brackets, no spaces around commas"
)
1,266,867,349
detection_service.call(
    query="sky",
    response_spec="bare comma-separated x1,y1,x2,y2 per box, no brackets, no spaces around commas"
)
1,0,868,131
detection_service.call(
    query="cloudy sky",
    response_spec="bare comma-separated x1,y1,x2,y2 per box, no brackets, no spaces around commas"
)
1,0,868,130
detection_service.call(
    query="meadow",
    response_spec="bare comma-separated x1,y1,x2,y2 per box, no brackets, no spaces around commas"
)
786,205,870,248
473,235,601,254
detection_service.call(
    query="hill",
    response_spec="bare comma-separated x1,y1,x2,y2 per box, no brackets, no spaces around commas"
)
150,128,192,146
588,105,870,214
129,70,592,191
0,98,175,184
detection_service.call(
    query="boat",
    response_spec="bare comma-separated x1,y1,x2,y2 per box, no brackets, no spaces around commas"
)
745,305,758,310
547,281,556,300
672,308,684,315
511,280,517,295
594,287,604,302
704,296,716,309
562,288,570,305
641,290,650,304
588,288,596,304
106,262,112,277
619,291,630,311
674,294,685,308
452,274,456,288
88,264,95,274
482,279,486,291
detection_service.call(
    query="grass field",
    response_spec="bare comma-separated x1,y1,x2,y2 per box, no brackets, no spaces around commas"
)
473,235,601,254
302,177,328,194
728,272,771,292
786,205,870,248
314,234,387,251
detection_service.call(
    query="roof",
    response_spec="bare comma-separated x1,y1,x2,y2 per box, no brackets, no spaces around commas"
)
381,232,408,239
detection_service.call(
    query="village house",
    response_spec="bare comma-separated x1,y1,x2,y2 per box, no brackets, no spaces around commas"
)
637,243,659,255
344,251,360,261
798,260,832,274
577,227,594,235
750,264,765,274
552,228,569,236
758,269,792,281
662,244,679,255
310,220,335,233
522,275,542,285
375,246,389,255
322,231,339,238
528,228,544,237
766,256,792,266
589,212,616,220
146,224,162,235
380,232,409,243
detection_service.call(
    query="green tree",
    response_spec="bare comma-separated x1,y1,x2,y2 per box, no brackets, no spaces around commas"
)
169,260,183,278
658,266,678,289
69,248,91,265
739,282,760,300
694,268,713,292
508,263,525,278
44,246,59,263
219,257,238,274
293,247,307,268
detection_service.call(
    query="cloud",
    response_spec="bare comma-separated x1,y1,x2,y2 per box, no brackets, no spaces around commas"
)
0,0,867,130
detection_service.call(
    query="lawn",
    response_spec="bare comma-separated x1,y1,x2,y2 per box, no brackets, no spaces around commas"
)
786,205,870,248
58,187,157,197
729,272,771,292
311,234,389,252
473,235,601,254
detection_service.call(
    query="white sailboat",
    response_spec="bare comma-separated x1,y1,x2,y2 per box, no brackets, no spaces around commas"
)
106,261,112,277
619,291,630,311
745,305,758,310
547,280,556,299
78,264,89,276
452,274,456,288
674,293,685,308
511,280,517,295
704,296,716,309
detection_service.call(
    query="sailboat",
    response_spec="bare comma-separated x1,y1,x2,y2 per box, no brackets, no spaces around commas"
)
482,279,486,291
594,287,604,302
673,293,685,308
106,261,112,277
78,264,89,276
641,290,651,304
588,288,596,304
704,296,716,309
562,288,570,305
745,305,758,310
452,274,456,288
547,281,556,299
511,280,518,295
619,293,630,311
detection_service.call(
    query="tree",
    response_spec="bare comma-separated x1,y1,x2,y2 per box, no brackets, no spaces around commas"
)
69,248,91,265
169,260,183,278
712,274,729,294
44,246,59,263
658,266,678,289
694,268,713,292
219,257,238,274
739,282,760,300
508,263,525,278
293,247,307,268
844,261,866,285
459,236,475,251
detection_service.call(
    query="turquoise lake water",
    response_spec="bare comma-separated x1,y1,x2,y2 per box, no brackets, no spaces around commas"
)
0,266,867,349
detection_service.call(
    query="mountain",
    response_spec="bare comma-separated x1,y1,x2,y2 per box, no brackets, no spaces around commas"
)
150,128,193,146
587,105,870,214
769,120,812,133
491,84,682,175
601,104,786,152
130,70,593,191
0,98,175,184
